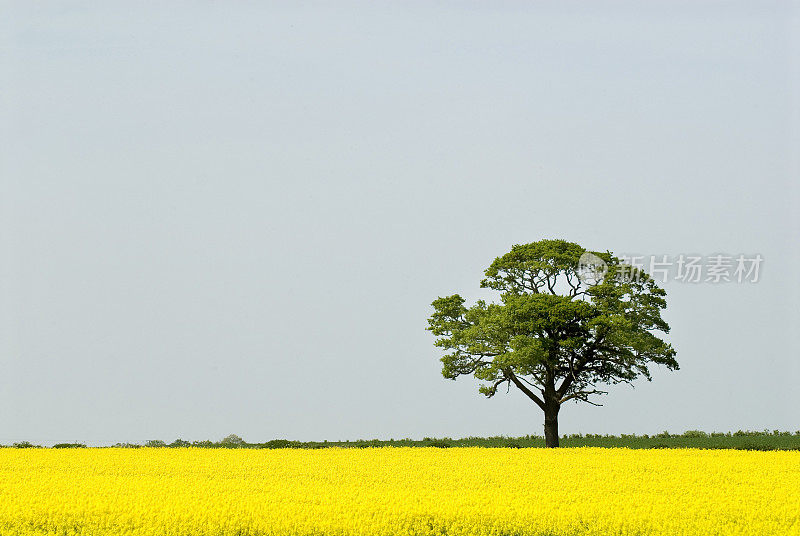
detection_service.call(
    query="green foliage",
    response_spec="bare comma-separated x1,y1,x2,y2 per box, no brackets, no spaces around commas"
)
423,438,452,448
12,441,40,449
52,443,86,448
682,430,709,438
145,440,167,447
7,431,799,451
223,431,800,450
427,239,678,413
257,439,302,449
220,434,245,448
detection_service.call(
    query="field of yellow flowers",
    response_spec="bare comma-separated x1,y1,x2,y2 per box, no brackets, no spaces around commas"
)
1,447,798,536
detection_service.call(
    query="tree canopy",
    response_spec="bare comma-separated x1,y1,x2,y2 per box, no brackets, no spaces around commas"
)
427,239,678,447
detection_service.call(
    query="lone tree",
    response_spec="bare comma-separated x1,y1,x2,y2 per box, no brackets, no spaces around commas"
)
427,239,678,447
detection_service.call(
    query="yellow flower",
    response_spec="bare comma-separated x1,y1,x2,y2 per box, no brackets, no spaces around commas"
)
0,447,798,535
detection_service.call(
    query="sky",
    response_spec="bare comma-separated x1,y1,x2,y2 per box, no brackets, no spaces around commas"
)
1,2,798,446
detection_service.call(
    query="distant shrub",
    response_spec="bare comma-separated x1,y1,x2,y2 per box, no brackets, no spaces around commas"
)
52,443,86,448
352,439,383,449
425,439,451,448
682,430,709,438
113,443,142,448
259,439,299,449
220,434,245,448
13,441,40,448
169,439,191,447
145,440,167,448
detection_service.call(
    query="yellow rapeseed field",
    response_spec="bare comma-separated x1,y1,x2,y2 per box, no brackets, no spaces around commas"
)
0,447,798,536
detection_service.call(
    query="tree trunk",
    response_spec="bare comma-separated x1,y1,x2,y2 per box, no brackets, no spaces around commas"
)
543,403,560,448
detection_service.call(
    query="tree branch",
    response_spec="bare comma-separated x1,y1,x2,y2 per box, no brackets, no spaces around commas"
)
505,369,546,411
560,388,608,405
483,377,509,397
546,274,557,295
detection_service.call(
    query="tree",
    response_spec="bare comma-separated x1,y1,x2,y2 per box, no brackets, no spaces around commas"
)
220,434,245,448
426,239,678,447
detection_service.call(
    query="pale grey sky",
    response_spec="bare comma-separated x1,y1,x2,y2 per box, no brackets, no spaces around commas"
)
1,2,798,445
